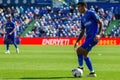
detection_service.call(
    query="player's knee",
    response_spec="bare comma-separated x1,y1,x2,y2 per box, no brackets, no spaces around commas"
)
83,50,89,58
84,54,88,58
76,47,84,55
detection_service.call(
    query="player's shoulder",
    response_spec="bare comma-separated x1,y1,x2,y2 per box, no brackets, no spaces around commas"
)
11,21,15,24
87,10,96,14
88,10,99,18
10,22,15,25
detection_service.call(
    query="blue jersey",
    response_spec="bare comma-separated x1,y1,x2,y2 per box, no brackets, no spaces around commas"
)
81,10,99,39
5,22,15,37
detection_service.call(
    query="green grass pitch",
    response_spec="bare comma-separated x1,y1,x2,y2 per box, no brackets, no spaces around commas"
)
0,45,120,80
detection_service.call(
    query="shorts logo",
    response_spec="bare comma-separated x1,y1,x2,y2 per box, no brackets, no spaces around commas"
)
84,21,92,27
89,44,92,47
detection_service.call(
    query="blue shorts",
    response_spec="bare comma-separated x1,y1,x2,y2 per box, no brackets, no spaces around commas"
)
4,35,15,44
81,38,98,52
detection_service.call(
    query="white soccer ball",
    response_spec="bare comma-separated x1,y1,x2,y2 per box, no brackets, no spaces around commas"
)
72,68,83,77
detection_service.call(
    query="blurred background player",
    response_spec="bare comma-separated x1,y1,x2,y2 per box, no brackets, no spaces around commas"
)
3,15,19,54
74,2,103,77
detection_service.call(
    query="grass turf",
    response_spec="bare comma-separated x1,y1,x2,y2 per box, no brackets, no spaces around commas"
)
0,45,120,80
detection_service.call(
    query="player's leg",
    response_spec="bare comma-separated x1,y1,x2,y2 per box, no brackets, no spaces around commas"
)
12,37,19,53
76,39,92,70
5,37,10,54
76,47,85,70
84,51,97,77
5,43,10,54
84,51,96,77
81,39,97,77
13,42,19,53
82,39,98,77
77,46,95,74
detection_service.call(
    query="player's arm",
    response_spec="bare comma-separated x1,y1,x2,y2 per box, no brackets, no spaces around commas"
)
9,23,16,35
91,11,103,40
95,19,103,41
97,19,103,35
74,29,85,50
9,28,16,35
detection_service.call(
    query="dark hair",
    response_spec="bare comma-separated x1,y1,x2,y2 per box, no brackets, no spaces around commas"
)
77,2,87,7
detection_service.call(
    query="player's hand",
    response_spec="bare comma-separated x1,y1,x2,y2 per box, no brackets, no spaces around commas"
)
94,35,100,41
74,42,78,51
9,32,12,35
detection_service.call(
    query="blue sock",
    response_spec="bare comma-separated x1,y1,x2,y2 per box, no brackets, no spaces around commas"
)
13,42,18,49
84,57,94,72
77,54,84,68
6,43,9,51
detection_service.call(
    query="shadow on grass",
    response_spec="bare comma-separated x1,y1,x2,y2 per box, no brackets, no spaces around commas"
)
20,76,74,79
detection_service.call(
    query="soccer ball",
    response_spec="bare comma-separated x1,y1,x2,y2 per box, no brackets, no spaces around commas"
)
72,68,83,77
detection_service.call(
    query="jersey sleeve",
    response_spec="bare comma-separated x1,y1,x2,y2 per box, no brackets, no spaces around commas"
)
90,11,99,21
12,22,15,29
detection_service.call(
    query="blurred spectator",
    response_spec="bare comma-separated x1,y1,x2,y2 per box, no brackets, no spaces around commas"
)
0,5,120,38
